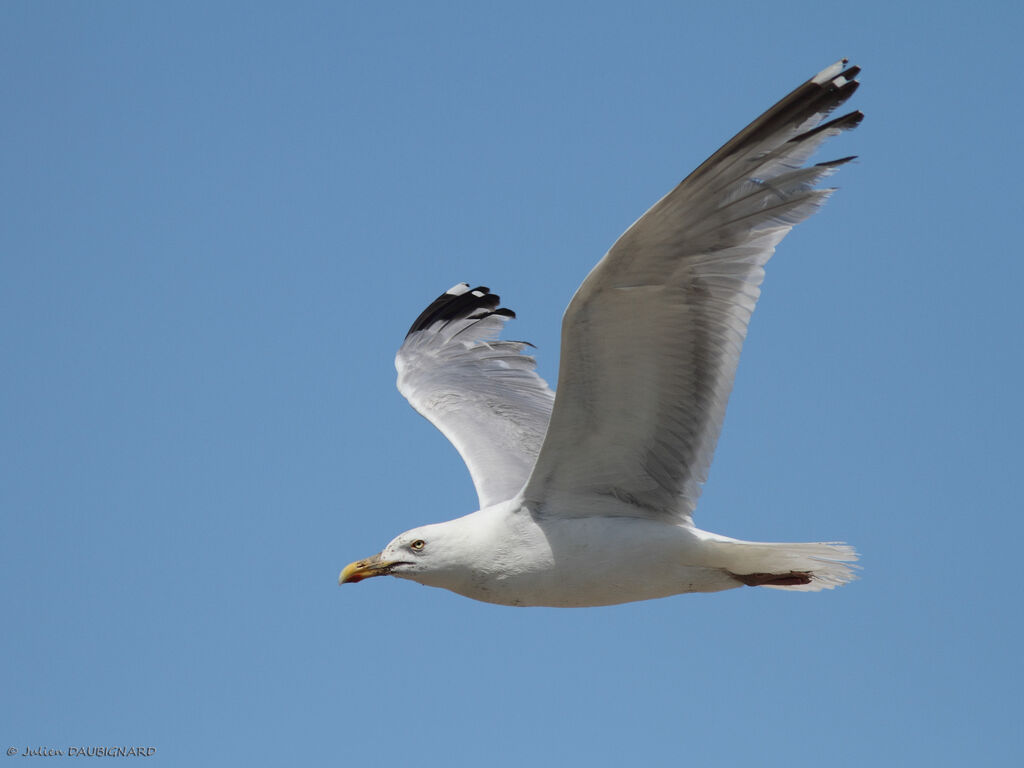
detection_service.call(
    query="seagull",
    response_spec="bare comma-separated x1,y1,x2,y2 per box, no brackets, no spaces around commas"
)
340,60,861,606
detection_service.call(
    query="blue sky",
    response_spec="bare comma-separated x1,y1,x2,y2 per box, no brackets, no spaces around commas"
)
3,1,1021,765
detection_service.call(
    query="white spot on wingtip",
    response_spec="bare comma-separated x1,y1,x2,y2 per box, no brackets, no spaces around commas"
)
833,75,848,87
446,283,471,295
471,290,485,297
812,59,846,85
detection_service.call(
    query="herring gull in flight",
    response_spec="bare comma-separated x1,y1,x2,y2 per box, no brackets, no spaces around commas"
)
340,60,861,606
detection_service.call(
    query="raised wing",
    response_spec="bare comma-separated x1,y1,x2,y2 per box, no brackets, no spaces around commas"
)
523,60,862,522
396,284,555,509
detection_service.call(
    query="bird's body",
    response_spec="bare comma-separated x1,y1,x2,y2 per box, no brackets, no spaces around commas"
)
352,496,854,606
340,60,862,607
383,500,736,607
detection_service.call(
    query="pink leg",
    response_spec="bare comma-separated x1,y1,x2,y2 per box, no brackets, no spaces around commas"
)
732,571,812,587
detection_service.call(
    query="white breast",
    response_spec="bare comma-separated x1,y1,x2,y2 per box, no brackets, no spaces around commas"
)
434,503,741,607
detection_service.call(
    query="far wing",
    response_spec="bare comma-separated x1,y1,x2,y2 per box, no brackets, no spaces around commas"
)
523,60,862,522
396,284,555,509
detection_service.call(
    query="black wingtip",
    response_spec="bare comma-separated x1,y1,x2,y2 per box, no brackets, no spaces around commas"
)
687,62,862,185
789,110,864,145
815,154,858,168
840,64,861,81
405,285,515,338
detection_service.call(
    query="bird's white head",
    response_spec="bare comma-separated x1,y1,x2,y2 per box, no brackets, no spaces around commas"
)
338,519,477,589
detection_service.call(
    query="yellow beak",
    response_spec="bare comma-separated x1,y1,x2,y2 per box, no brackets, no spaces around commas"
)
338,552,396,584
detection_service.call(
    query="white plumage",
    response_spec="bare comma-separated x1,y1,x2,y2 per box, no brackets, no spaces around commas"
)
340,60,861,606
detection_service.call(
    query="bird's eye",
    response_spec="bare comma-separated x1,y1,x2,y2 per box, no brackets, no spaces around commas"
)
410,539,426,551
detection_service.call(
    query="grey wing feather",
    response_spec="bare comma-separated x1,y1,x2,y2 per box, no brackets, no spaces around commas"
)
523,60,862,522
396,284,555,509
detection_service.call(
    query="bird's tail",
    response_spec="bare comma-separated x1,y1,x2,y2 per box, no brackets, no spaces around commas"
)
705,536,860,591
